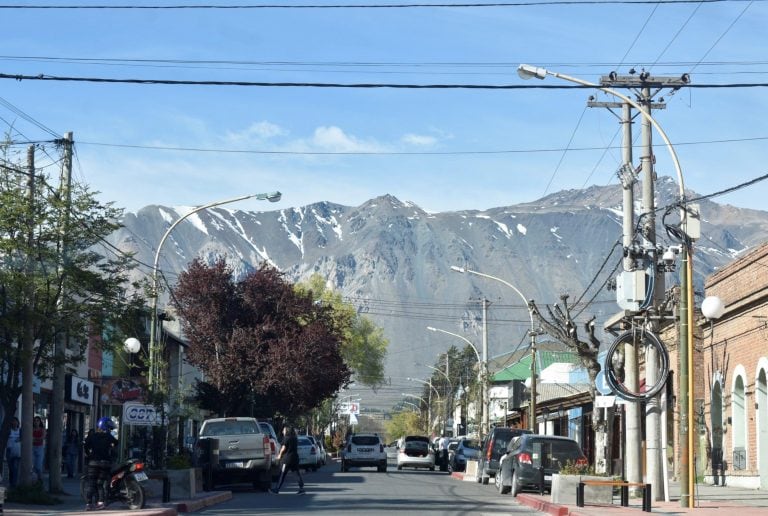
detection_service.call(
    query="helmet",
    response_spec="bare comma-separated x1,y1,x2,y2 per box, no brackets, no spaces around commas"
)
97,417,116,432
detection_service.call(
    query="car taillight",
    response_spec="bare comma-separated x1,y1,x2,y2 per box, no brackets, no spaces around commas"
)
270,442,276,454
486,440,493,461
518,452,532,465
347,444,352,453
380,444,384,453
310,446,316,455
263,435,271,455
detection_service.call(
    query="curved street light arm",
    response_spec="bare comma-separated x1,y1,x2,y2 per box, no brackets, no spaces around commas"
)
517,64,684,200
426,326,481,364
148,191,282,388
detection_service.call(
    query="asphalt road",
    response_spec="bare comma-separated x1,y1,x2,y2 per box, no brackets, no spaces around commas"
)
199,457,544,515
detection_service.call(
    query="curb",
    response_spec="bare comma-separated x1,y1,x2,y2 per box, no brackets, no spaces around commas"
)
173,491,232,513
516,494,570,516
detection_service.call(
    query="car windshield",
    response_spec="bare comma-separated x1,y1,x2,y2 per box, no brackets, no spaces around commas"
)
461,439,480,449
352,435,380,446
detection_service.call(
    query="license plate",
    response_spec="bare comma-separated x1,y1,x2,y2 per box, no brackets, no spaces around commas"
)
133,471,148,482
544,475,552,481
358,448,372,453
225,462,244,468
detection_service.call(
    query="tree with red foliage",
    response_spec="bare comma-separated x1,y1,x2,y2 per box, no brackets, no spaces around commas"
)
172,258,351,418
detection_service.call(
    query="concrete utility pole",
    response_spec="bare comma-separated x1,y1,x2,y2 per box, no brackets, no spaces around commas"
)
481,298,489,437
49,132,74,493
599,72,688,502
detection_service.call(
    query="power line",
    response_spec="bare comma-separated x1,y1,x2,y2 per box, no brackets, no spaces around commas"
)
2,72,768,89
0,0,762,8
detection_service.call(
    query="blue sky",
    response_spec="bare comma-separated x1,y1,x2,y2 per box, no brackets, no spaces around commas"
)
1,1,766,214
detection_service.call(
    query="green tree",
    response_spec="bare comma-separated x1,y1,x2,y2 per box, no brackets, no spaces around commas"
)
297,274,388,389
385,411,423,442
0,141,144,488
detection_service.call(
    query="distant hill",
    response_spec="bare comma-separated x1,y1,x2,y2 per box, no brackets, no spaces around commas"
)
107,177,768,410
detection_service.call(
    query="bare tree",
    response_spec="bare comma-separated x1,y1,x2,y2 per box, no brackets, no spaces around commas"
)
529,294,611,474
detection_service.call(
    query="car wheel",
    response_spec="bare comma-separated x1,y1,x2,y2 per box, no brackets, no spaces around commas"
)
377,465,387,472
511,469,521,497
397,465,402,470
312,466,318,472
340,460,347,472
430,466,435,471
497,469,511,495
481,474,489,485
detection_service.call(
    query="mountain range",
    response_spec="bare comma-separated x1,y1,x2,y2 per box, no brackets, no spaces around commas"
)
106,176,768,410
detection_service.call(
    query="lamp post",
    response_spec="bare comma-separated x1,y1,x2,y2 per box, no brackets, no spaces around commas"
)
148,191,281,390
426,326,484,438
518,63,691,506
450,265,538,433
408,377,441,434
423,361,453,436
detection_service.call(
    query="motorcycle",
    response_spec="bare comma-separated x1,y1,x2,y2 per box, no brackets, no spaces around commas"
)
80,458,148,510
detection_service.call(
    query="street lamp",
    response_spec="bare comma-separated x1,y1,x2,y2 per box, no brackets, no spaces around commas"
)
518,63,691,506
148,191,281,390
450,265,538,433
408,377,441,434
426,326,484,438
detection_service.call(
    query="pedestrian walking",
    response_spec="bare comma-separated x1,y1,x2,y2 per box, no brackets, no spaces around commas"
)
270,426,305,495
4,417,21,487
31,415,46,482
63,428,81,478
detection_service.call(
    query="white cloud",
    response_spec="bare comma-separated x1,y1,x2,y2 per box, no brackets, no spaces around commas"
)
310,126,384,152
225,121,288,143
401,133,437,146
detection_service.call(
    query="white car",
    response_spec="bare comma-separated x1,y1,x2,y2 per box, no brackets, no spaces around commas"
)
396,435,435,471
297,436,320,471
341,433,388,472
258,422,280,469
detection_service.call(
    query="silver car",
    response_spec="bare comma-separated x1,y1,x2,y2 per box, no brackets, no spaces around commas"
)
396,435,435,471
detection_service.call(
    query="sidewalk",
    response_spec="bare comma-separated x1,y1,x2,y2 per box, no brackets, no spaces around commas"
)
1,474,232,515
451,471,768,515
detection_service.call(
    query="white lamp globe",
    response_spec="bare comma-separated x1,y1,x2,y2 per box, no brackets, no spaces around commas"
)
701,296,725,320
123,337,141,354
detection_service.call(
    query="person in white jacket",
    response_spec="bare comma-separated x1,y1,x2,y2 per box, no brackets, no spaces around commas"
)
5,417,21,487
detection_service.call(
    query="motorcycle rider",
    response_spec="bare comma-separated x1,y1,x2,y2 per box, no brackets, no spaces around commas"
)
83,417,118,511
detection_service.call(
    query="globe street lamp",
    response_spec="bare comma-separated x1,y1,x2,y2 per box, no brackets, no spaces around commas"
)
450,265,538,433
148,191,281,390
426,326,485,438
518,63,693,506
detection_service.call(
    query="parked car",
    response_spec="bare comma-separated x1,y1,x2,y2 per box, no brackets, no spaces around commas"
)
296,436,320,471
196,417,273,490
305,436,325,467
449,437,480,472
496,434,588,496
397,435,435,471
341,433,388,472
477,427,532,484
258,422,280,469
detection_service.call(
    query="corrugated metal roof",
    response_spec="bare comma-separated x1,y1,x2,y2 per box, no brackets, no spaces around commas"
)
491,349,581,382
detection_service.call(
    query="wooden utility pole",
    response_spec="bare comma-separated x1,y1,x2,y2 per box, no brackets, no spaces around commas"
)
49,132,74,493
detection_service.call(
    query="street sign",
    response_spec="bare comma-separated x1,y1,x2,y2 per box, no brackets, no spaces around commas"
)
122,402,168,426
595,371,613,395
339,402,361,415
595,395,616,408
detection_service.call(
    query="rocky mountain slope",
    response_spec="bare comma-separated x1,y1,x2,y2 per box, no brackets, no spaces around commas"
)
106,177,768,409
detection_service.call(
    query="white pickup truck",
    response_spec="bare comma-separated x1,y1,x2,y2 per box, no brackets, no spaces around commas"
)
197,417,274,490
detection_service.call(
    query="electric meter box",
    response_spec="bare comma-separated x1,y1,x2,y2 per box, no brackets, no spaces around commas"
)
616,270,647,311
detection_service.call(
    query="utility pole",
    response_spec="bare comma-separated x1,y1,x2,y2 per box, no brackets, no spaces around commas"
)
20,145,36,487
49,132,74,493
598,72,688,501
482,298,489,438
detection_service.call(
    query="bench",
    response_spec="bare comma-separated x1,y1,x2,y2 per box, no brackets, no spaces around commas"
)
576,480,652,512
148,470,171,503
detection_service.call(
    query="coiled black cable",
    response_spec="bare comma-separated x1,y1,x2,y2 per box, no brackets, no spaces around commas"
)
605,328,669,402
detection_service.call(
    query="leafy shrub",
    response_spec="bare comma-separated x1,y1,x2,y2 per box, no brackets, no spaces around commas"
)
167,453,192,469
558,459,597,475
5,481,62,505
